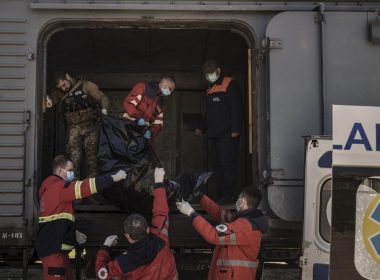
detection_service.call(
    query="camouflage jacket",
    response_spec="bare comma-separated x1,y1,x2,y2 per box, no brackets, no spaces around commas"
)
50,78,109,125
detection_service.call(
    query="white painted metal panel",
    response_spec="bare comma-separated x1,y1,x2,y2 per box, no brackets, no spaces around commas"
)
302,137,331,280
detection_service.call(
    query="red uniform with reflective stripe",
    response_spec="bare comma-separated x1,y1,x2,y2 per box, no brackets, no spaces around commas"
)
95,188,177,280
192,195,262,280
36,175,99,280
39,176,97,218
123,82,164,137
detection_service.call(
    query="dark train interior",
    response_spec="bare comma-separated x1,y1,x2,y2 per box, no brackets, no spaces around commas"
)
41,27,251,208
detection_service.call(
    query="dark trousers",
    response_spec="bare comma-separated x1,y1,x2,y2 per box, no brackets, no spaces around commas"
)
210,135,239,199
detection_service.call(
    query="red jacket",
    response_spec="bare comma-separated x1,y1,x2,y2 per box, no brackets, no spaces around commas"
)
191,194,268,280
35,174,114,258
123,81,165,137
96,186,177,280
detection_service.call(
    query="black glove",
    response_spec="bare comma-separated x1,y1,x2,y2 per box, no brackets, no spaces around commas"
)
169,172,214,201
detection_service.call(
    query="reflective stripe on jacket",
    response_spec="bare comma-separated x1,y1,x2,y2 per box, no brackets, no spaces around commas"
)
123,81,165,137
192,194,263,280
35,174,113,258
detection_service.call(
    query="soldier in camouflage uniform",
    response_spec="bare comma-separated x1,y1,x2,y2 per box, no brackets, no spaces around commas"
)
45,72,109,179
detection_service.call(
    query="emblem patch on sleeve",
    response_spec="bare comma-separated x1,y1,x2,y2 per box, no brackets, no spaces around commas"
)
216,224,228,233
98,267,109,280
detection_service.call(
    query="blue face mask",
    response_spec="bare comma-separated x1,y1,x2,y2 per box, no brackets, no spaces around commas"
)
161,87,171,96
66,170,75,182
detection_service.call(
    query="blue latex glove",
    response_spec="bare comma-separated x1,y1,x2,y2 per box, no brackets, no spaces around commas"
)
144,130,152,139
137,118,146,126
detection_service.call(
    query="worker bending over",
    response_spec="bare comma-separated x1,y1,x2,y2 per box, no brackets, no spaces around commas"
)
96,167,178,280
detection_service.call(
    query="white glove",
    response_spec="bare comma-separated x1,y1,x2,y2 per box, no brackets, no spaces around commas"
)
176,199,195,216
103,235,118,247
75,230,87,245
154,168,165,183
45,96,53,108
111,170,127,182
101,108,107,115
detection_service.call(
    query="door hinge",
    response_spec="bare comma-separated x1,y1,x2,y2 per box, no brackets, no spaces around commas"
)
299,256,308,268
314,13,326,24
25,178,32,187
262,38,283,49
256,50,266,64
24,110,30,132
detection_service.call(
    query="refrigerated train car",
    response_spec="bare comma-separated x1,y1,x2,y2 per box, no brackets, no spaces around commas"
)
0,0,380,278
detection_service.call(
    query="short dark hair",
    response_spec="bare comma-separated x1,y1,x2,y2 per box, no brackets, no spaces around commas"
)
240,187,262,209
123,214,149,241
52,71,69,86
161,76,176,85
52,155,70,173
202,59,219,74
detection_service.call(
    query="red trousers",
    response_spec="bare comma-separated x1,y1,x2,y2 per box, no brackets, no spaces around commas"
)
41,252,73,280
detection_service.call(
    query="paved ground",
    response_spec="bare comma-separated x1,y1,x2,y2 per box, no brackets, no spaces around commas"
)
0,263,301,279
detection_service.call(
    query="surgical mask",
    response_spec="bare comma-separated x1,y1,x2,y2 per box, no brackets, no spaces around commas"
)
235,199,242,212
206,72,218,83
65,170,75,182
161,87,171,96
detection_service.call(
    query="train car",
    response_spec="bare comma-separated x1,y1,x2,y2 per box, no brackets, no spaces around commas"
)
0,0,380,278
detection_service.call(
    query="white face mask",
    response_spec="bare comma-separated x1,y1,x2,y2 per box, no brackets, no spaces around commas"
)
206,72,218,83
161,87,171,96
235,198,243,212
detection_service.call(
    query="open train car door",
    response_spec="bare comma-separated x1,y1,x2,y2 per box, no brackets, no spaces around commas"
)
301,136,331,280
331,105,380,279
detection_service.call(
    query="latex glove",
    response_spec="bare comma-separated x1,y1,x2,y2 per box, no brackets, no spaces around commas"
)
101,108,107,115
111,170,127,182
45,96,53,108
154,168,165,183
137,118,146,126
176,199,195,216
144,130,151,139
75,230,87,245
103,235,118,247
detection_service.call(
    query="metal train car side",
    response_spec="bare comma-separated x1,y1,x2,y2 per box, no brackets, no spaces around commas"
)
0,0,380,270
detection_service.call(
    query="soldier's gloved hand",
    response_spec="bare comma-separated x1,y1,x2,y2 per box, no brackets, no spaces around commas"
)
75,230,87,245
101,108,107,115
154,168,165,183
176,199,195,216
137,118,146,126
45,96,53,108
111,170,127,182
103,235,118,247
144,130,151,139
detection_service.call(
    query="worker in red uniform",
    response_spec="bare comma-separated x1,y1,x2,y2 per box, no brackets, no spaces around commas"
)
122,77,175,139
35,155,127,280
176,187,268,280
95,167,178,280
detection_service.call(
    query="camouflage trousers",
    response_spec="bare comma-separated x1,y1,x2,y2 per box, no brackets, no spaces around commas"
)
67,123,98,179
